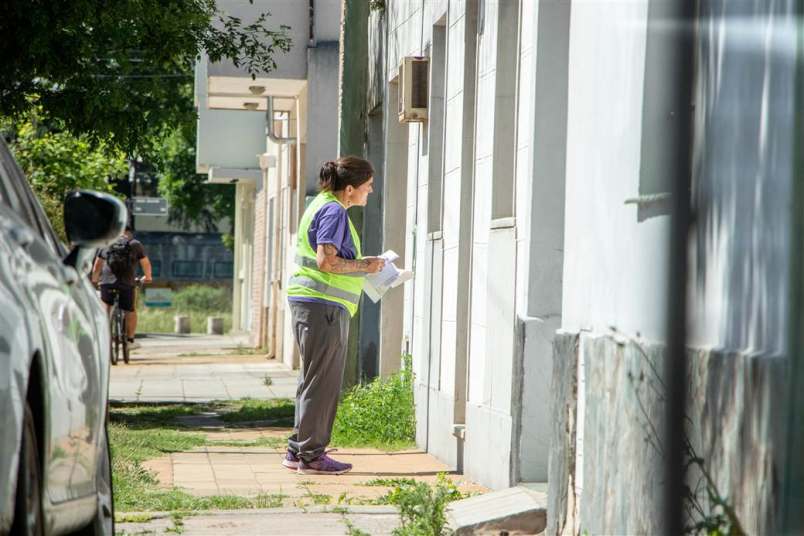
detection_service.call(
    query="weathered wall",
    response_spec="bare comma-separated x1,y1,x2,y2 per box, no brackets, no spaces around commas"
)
551,0,794,534
548,334,787,535
305,43,340,194
561,0,670,341
547,332,578,536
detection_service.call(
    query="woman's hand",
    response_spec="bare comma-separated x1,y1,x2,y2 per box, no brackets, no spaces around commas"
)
362,257,386,274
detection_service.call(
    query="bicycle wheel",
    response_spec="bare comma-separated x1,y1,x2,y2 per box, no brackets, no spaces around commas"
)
110,305,119,366
121,313,129,365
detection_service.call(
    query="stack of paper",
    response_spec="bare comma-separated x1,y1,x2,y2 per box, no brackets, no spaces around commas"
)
363,250,413,303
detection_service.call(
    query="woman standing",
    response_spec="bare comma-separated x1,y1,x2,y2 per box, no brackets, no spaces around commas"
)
284,156,385,475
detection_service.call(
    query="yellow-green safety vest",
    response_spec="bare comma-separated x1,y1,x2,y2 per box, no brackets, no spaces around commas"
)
287,190,364,316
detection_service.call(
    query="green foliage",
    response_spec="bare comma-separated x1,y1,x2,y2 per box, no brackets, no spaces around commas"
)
379,474,463,536
109,408,287,512
364,478,418,487
0,0,292,152
1,108,126,240
150,120,235,232
136,309,232,335
137,285,233,334
218,399,295,426
173,285,233,312
331,355,416,450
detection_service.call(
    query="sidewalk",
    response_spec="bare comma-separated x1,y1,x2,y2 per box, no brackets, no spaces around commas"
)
117,506,402,535
111,333,489,535
142,431,486,502
109,333,297,402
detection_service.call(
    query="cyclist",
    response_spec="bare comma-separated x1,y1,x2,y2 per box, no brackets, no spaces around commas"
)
91,225,152,350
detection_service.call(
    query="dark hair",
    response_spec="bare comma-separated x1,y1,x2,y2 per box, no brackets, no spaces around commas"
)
318,156,374,192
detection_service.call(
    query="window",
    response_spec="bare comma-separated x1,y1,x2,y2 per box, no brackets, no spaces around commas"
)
490,0,520,220
213,261,234,278
635,0,685,221
427,19,447,234
171,260,204,278
0,142,30,222
138,259,162,278
0,141,63,254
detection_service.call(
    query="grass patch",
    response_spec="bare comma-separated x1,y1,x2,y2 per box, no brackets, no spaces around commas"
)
110,403,210,428
301,485,332,505
331,355,415,450
138,285,233,334
109,402,291,513
110,421,288,512
363,477,418,487
207,436,286,449
378,474,465,536
115,512,155,523
137,308,232,335
218,398,295,425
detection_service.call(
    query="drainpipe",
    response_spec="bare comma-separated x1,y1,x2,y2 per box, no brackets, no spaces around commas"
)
663,3,695,535
309,0,316,47
266,97,297,145
782,5,804,532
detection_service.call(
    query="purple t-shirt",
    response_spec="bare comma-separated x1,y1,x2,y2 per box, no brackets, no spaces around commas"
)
307,202,356,259
289,201,356,311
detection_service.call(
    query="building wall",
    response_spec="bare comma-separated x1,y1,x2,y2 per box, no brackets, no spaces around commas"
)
548,1,794,534
381,0,553,489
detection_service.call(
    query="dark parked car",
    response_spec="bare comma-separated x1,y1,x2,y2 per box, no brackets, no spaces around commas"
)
0,138,125,535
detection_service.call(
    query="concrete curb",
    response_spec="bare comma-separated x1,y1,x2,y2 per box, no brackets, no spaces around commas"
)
117,505,399,519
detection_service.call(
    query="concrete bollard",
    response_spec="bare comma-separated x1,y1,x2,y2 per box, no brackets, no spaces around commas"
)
174,315,191,334
207,316,224,335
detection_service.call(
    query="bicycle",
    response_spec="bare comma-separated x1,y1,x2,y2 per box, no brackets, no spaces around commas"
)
108,277,144,366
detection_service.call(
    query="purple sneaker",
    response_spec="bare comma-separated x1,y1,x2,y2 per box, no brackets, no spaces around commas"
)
297,453,352,475
282,449,300,470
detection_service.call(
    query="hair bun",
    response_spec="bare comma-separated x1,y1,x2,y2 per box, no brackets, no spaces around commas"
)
318,156,374,192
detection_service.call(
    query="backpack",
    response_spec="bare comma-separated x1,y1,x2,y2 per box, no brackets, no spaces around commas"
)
106,239,134,277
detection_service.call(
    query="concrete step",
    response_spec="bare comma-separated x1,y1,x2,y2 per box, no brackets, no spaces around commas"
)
446,485,547,535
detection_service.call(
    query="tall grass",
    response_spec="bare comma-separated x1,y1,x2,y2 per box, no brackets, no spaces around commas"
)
331,354,415,450
137,285,232,334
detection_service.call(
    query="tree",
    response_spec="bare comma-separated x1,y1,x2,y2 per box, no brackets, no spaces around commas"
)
149,120,234,236
0,0,291,152
1,109,127,241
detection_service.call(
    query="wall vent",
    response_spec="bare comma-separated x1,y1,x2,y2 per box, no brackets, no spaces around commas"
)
398,56,429,123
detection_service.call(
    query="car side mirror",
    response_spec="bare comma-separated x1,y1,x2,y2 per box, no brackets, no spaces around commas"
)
64,190,127,247
62,191,127,271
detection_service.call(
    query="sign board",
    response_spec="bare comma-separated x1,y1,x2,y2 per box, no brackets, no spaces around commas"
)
132,197,169,216
143,287,173,308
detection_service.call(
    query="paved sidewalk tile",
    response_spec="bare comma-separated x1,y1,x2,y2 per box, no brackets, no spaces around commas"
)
109,334,296,402
116,507,401,535
142,435,488,503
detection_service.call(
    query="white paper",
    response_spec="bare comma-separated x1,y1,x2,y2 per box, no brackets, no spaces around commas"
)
363,250,413,303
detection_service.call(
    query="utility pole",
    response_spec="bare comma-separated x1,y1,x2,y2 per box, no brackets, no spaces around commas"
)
782,5,804,531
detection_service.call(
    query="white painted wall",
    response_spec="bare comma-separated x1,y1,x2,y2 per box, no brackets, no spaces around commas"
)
385,0,544,488
209,0,310,80
561,0,670,342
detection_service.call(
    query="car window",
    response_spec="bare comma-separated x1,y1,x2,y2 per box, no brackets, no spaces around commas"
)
0,141,25,214
0,139,64,255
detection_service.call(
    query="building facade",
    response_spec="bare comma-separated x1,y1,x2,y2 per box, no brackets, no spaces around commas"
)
195,0,341,369
195,2,797,532
363,0,560,489
364,2,794,533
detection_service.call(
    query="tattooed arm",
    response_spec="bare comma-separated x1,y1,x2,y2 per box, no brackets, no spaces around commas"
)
317,244,385,274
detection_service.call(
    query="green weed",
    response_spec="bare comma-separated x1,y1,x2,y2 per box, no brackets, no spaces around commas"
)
109,405,289,513
363,478,417,487
137,308,232,334
379,473,464,536
172,285,232,312
331,355,415,450
218,398,295,425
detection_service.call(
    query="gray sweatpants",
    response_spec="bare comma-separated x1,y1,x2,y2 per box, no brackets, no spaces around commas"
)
287,300,350,462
